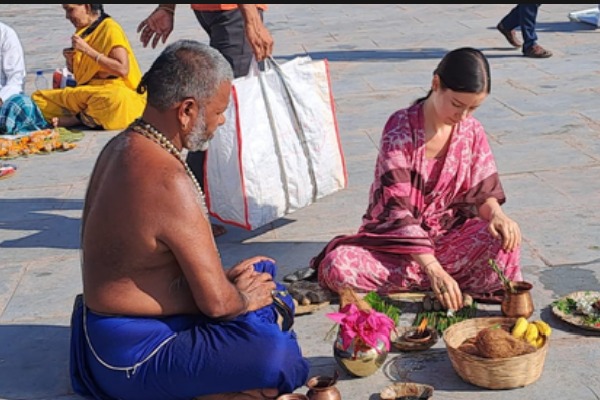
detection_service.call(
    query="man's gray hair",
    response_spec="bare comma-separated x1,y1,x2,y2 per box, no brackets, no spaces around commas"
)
137,39,234,111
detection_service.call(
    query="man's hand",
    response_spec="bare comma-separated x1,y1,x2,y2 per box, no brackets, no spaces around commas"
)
226,255,275,282
137,7,175,49
238,4,274,61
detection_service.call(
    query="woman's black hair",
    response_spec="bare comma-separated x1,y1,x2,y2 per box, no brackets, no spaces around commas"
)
79,4,110,39
89,4,104,14
413,47,491,105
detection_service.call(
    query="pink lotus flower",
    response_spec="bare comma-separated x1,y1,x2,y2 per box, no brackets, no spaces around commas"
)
327,303,396,354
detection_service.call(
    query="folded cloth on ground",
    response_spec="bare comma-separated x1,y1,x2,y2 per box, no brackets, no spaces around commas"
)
0,94,51,135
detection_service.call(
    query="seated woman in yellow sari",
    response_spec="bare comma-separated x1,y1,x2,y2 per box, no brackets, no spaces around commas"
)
32,4,146,130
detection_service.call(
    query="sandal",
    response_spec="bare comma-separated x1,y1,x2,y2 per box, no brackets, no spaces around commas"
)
496,23,522,48
287,280,337,305
0,163,17,180
523,44,553,58
283,266,317,283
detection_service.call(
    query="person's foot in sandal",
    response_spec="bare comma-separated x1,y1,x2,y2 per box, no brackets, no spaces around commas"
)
523,44,552,58
211,223,227,237
496,23,522,48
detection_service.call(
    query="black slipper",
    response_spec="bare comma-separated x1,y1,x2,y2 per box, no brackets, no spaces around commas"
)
287,281,337,304
283,267,317,283
272,293,294,331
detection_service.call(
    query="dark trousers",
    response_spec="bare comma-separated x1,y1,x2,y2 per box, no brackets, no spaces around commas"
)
499,4,540,52
186,8,263,190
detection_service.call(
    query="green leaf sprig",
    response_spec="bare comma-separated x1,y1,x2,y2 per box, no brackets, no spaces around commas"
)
364,291,402,325
488,259,516,293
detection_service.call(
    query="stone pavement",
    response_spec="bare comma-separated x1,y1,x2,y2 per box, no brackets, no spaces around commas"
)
1,4,600,400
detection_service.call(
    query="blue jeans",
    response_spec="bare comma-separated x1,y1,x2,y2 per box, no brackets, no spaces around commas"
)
499,4,541,52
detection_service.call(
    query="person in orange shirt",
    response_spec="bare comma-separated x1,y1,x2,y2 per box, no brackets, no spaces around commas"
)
137,4,274,237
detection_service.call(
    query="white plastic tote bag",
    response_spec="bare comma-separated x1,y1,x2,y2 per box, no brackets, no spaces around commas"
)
205,56,347,230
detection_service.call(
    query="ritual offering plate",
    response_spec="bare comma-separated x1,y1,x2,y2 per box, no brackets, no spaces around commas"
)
551,291,600,332
392,326,438,352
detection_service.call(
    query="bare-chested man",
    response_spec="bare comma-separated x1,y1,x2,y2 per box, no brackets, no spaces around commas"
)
69,39,309,400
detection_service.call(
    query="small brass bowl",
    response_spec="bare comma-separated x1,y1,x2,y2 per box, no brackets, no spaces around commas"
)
392,327,438,352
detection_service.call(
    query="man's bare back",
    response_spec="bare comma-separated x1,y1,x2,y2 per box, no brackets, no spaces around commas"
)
81,130,210,316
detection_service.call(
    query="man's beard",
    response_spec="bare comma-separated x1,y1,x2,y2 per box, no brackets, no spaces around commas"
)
184,115,211,152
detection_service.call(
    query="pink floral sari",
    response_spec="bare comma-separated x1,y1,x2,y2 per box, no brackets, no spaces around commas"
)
311,102,522,296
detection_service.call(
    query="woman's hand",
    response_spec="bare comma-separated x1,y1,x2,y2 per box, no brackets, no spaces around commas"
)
488,212,521,252
63,48,75,72
422,260,463,311
71,35,92,56
479,197,521,252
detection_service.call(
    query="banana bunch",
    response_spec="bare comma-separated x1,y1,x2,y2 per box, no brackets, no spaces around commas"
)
511,317,551,348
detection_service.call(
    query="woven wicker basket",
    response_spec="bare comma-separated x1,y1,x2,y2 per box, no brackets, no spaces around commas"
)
442,317,549,389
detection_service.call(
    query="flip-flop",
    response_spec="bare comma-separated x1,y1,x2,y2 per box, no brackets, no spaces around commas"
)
283,266,316,283
287,280,337,305
0,163,17,180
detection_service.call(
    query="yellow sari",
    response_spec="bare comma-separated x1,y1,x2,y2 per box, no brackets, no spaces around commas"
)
32,17,146,130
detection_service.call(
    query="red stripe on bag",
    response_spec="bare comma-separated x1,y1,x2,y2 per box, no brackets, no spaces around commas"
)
324,58,348,188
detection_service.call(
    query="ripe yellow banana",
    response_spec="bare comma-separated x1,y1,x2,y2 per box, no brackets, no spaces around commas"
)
525,322,539,345
511,317,529,339
535,336,545,349
533,320,552,337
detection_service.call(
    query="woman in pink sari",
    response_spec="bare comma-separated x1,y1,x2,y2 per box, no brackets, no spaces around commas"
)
310,47,522,311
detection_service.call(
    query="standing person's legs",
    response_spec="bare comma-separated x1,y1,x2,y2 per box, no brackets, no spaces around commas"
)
497,4,523,47
518,4,540,51
194,9,261,78
499,4,521,30
519,4,552,58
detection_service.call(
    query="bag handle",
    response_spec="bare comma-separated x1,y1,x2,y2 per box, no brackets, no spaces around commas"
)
258,57,319,206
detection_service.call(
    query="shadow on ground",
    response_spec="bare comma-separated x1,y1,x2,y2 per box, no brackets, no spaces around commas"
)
0,324,72,400
0,198,83,250
276,48,449,62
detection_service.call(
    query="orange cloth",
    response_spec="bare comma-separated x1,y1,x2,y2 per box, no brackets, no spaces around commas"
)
190,4,268,12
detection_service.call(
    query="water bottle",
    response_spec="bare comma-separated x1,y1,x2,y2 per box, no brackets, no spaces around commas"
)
34,70,50,90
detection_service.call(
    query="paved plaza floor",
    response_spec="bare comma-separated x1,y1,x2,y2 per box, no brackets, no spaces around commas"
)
1,4,600,400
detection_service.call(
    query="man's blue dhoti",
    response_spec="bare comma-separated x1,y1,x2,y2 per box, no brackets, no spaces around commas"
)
70,260,309,399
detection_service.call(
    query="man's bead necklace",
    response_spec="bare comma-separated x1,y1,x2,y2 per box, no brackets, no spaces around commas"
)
130,118,209,217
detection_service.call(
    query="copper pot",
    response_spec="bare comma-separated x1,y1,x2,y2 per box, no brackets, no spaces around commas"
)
306,371,341,400
276,394,309,400
501,281,534,318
